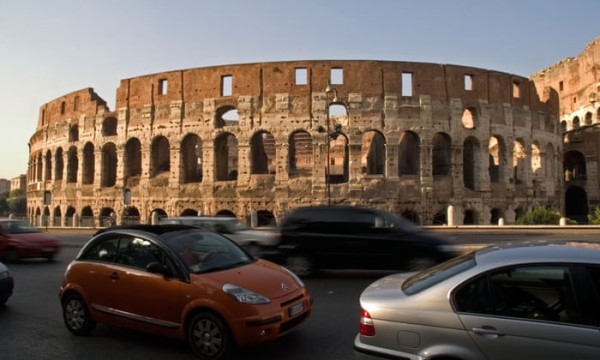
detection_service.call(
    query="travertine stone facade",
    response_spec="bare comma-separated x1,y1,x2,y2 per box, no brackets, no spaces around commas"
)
28,60,562,227
532,37,600,222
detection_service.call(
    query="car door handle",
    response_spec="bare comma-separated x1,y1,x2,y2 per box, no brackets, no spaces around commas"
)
472,326,505,338
109,272,120,280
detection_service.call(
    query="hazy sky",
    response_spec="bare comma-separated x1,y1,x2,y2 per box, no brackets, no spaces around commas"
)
0,0,598,179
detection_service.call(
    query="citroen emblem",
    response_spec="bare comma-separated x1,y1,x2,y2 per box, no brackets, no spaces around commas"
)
281,282,290,292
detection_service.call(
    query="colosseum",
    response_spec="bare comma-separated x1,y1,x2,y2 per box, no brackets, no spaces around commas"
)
27,60,562,227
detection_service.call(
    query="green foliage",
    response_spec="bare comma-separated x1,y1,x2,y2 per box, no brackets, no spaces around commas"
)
0,190,26,217
588,207,600,225
516,206,562,225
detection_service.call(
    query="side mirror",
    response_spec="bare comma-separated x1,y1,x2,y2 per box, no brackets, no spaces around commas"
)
146,262,172,276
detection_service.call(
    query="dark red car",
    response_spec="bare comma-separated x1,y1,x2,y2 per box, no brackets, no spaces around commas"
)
0,219,60,261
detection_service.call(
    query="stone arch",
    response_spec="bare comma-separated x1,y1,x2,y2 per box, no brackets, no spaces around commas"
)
36,153,42,181
67,146,79,183
461,107,477,129
180,133,203,183
463,136,481,190
398,131,420,176
69,124,79,142
490,208,504,225
512,138,526,184
432,132,451,176
329,133,349,184
44,150,52,181
215,133,238,181
215,209,236,217
464,209,478,225
151,135,170,178
180,208,198,216
215,106,239,128
565,186,588,224
545,143,555,178
584,112,593,126
82,142,95,185
101,142,117,187
488,135,506,183
65,206,76,226
53,206,62,226
288,130,313,178
99,207,116,226
54,147,64,181
572,116,580,129
123,206,141,225
124,137,142,184
563,150,586,181
102,116,117,136
81,206,94,227
250,130,276,174
560,120,568,132
531,141,542,178
432,209,447,225
361,130,385,175
256,210,276,227
150,208,167,224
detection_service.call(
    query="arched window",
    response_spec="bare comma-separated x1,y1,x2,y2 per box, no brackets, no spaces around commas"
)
181,134,203,183
251,131,276,174
432,133,451,176
82,142,95,185
289,130,312,178
151,136,170,178
361,131,385,175
398,131,420,176
215,133,238,181
101,142,117,187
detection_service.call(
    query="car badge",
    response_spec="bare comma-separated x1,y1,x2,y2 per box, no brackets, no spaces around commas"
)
281,283,290,292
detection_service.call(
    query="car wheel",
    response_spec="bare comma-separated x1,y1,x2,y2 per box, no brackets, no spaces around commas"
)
407,256,436,271
188,312,233,360
284,255,315,277
62,293,96,335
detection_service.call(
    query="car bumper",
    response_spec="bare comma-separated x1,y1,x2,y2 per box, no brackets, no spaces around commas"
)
13,246,59,259
230,293,313,347
354,334,423,360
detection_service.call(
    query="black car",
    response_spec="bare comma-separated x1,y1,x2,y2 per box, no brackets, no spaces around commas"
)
265,206,458,276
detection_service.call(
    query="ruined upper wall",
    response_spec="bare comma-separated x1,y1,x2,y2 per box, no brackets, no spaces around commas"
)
113,60,546,112
531,36,600,117
36,88,109,129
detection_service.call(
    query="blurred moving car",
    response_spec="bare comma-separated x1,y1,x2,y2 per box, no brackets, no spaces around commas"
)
159,216,280,251
0,219,60,261
355,242,600,360
0,261,14,305
264,206,458,276
59,224,311,360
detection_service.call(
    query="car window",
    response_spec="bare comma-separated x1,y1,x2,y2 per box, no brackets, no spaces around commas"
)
455,265,582,325
3,221,41,234
402,251,476,295
115,237,165,270
163,230,252,274
81,238,119,262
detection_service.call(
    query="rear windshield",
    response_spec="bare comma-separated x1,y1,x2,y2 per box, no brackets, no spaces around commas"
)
402,251,476,295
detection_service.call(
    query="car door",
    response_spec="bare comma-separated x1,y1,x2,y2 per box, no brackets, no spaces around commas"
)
455,265,600,360
107,235,184,329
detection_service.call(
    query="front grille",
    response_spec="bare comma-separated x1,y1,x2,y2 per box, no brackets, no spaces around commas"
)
281,294,303,308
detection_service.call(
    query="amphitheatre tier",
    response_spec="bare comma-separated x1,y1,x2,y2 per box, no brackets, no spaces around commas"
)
27,60,561,227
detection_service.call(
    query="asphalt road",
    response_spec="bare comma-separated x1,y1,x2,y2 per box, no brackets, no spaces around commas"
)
2,228,599,360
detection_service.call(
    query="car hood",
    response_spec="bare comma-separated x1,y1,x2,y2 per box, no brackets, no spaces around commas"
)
7,231,59,246
193,259,302,300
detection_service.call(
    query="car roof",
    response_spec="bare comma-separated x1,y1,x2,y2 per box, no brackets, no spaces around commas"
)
95,224,201,236
160,216,237,222
475,241,600,266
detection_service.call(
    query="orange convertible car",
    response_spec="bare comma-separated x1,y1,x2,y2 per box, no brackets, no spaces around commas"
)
59,225,312,359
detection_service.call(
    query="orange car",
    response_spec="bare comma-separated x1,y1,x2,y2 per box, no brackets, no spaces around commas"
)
59,225,312,359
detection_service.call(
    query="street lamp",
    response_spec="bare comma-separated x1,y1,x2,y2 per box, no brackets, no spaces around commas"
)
324,82,340,205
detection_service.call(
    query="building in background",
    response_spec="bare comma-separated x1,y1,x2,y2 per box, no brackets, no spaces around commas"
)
11,175,27,193
0,179,9,194
531,36,600,223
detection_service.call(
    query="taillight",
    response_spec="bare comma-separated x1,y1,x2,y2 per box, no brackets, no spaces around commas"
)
359,308,375,336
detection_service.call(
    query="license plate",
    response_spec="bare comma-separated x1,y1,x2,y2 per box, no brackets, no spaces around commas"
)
288,302,304,317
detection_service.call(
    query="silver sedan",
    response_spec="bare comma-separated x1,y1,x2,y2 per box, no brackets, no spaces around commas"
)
354,241,600,360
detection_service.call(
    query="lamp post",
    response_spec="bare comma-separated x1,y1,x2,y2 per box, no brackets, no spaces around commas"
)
324,82,339,205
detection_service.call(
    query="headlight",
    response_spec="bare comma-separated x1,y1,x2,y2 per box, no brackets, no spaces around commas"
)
0,270,10,279
222,284,270,304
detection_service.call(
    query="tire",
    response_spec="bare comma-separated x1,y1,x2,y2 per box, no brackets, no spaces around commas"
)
284,255,315,277
62,293,96,335
188,312,233,360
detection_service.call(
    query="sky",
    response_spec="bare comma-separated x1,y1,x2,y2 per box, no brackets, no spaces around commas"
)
0,0,598,180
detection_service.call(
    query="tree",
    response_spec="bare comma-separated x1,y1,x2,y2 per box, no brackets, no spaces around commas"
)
6,189,26,216
516,206,562,225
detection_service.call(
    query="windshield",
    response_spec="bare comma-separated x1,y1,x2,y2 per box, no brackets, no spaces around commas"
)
3,220,41,234
163,230,253,274
402,251,476,295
